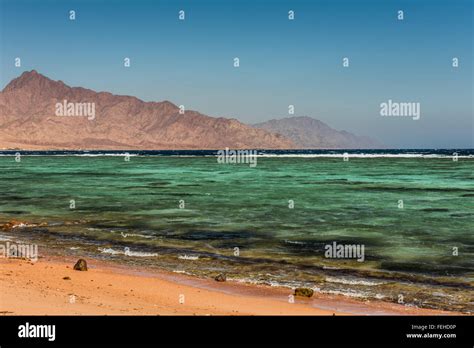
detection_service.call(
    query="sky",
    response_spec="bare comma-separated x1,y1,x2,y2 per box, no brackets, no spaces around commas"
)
0,0,472,148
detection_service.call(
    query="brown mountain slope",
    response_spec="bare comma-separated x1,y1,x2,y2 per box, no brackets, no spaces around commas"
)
0,70,294,150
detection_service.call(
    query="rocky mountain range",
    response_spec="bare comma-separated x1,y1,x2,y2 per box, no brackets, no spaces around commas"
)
0,71,381,150
0,71,292,150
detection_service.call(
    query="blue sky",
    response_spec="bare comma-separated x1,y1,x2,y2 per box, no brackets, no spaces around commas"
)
0,0,472,148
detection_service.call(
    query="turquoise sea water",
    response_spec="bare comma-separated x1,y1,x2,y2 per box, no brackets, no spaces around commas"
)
0,150,473,312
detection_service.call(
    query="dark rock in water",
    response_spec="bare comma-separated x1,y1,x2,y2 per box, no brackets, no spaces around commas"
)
31,227,49,234
214,274,226,282
294,288,314,297
3,210,28,215
73,259,88,271
421,208,449,212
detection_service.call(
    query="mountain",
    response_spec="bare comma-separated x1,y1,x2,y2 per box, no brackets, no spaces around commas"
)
253,116,384,149
0,70,294,150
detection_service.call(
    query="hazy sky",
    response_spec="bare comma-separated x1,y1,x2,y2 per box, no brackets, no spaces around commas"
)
0,0,472,148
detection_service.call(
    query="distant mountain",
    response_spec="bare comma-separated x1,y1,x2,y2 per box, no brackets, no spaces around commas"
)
0,70,294,150
253,116,384,149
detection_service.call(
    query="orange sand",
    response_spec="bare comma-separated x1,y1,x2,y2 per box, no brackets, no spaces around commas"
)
0,256,458,316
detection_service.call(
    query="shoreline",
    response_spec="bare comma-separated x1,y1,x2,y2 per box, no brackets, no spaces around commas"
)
0,254,462,316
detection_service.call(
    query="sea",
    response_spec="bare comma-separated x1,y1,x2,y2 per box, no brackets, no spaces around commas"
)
0,149,472,312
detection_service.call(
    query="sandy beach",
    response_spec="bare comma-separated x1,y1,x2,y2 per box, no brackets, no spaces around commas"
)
0,255,460,316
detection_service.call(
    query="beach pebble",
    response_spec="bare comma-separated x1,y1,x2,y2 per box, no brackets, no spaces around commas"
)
214,274,226,282
294,288,314,298
73,259,88,271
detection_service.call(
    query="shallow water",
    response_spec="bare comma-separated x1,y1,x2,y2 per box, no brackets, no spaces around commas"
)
0,150,473,312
